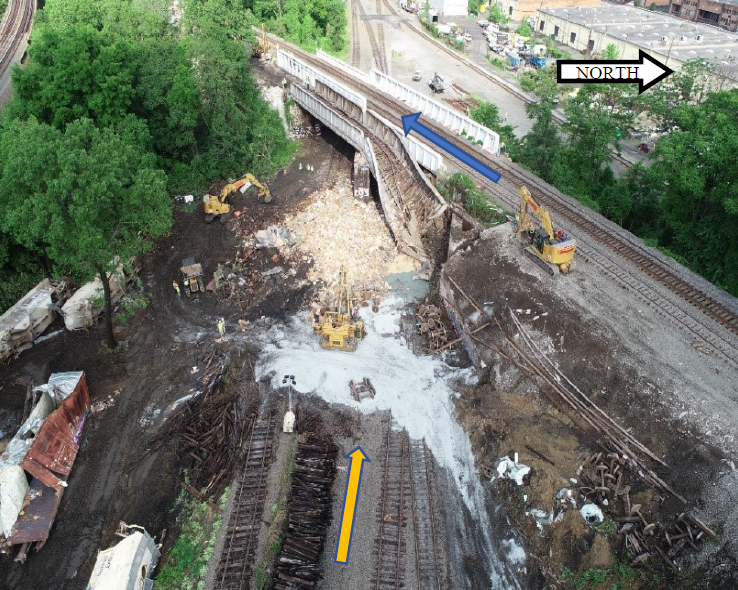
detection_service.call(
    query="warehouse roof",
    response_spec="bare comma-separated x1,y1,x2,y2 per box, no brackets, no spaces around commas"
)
539,4,738,70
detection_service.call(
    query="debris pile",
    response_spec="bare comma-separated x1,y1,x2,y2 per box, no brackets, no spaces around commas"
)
415,304,452,352
273,436,337,590
572,451,717,568
278,181,398,297
148,354,256,498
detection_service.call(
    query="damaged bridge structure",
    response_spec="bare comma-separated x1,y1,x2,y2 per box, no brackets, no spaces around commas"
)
278,49,451,262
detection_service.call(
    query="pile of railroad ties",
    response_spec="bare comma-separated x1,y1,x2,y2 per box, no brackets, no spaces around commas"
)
273,436,338,589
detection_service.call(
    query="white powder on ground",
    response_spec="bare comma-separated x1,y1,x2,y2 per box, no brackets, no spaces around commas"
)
255,296,525,587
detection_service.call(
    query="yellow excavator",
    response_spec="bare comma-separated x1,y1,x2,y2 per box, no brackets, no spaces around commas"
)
313,268,365,352
203,173,271,223
518,186,577,275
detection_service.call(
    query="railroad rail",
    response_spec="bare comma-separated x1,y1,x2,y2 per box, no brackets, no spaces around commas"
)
409,438,444,590
357,0,387,74
0,0,34,80
350,0,361,68
215,412,276,590
273,39,738,366
373,418,410,590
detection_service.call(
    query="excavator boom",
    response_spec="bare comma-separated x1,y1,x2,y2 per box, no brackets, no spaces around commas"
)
204,173,271,222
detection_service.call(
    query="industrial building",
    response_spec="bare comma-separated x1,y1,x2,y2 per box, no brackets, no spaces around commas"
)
428,0,468,16
494,0,601,22
536,4,738,82
669,0,738,32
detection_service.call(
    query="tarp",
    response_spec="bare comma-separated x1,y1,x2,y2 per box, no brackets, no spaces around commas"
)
0,279,56,360
62,271,124,330
87,528,159,590
0,466,29,538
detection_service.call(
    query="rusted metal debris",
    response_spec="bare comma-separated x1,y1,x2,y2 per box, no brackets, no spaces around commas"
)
575,451,714,568
1,372,90,557
416,304,451,352
273,436,337,590
350,378,376,401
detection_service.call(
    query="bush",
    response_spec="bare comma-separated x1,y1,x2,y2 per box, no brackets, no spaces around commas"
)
515,23,532,37
468,0,479,16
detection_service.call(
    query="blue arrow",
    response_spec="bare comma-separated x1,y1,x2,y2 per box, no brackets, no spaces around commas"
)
401,112,501,183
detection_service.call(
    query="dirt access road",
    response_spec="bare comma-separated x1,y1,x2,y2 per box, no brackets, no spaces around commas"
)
0,133,348,589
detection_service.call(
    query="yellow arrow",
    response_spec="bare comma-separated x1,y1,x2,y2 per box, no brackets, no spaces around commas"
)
334,446,370,564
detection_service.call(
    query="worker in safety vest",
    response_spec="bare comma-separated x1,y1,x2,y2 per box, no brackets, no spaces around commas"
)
173,280,181,297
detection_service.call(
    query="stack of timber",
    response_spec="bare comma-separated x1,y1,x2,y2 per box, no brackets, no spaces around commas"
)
273,436,337,589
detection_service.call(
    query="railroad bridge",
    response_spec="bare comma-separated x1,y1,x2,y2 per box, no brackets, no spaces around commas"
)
277,48,500,262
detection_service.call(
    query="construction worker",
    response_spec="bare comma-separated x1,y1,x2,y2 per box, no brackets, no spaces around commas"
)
173,280,181,297
217,317,225,338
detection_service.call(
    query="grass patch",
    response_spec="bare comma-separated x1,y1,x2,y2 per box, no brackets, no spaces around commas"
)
488,56,507,70
593,517,618,537
561,557,660,589
154,484,230,589
436,172,509,226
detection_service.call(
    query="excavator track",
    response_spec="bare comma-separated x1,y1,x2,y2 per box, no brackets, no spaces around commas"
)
523,246,558,276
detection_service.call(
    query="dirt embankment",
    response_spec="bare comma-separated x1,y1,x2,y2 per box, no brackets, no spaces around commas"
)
447,225,738,589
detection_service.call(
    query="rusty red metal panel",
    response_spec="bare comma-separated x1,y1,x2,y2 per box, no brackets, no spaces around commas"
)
8,373,90,548
6,479,64,546
20,373,90,478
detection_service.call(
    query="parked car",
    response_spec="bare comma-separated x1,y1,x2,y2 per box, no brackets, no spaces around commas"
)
477,19,488,28
464,33,472,42
412,70,422,82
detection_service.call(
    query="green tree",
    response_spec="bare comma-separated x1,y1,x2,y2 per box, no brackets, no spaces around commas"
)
10,25,136,129
601,43,620,60
555,84,635,201
469,101,520,158
468,0,479,16
0,117,172,347
642,58,716,128
488,4,508,25
641,90,738,294
517,69,562,182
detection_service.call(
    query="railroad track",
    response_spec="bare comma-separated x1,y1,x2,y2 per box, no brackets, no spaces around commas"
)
409,438,444,590
373,418,410,590
0,0,34,80
350,0,361,68
356,0,387,74
215,412,276,590
273,42,738,365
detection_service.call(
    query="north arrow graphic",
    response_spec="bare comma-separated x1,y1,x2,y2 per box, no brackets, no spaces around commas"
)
401,113,502,183
557,49,673,93
334,446,370,564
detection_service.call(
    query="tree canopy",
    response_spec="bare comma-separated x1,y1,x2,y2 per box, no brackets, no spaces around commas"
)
0,0,296,321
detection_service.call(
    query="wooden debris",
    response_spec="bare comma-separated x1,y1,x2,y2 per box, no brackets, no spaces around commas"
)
350,378,376,401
